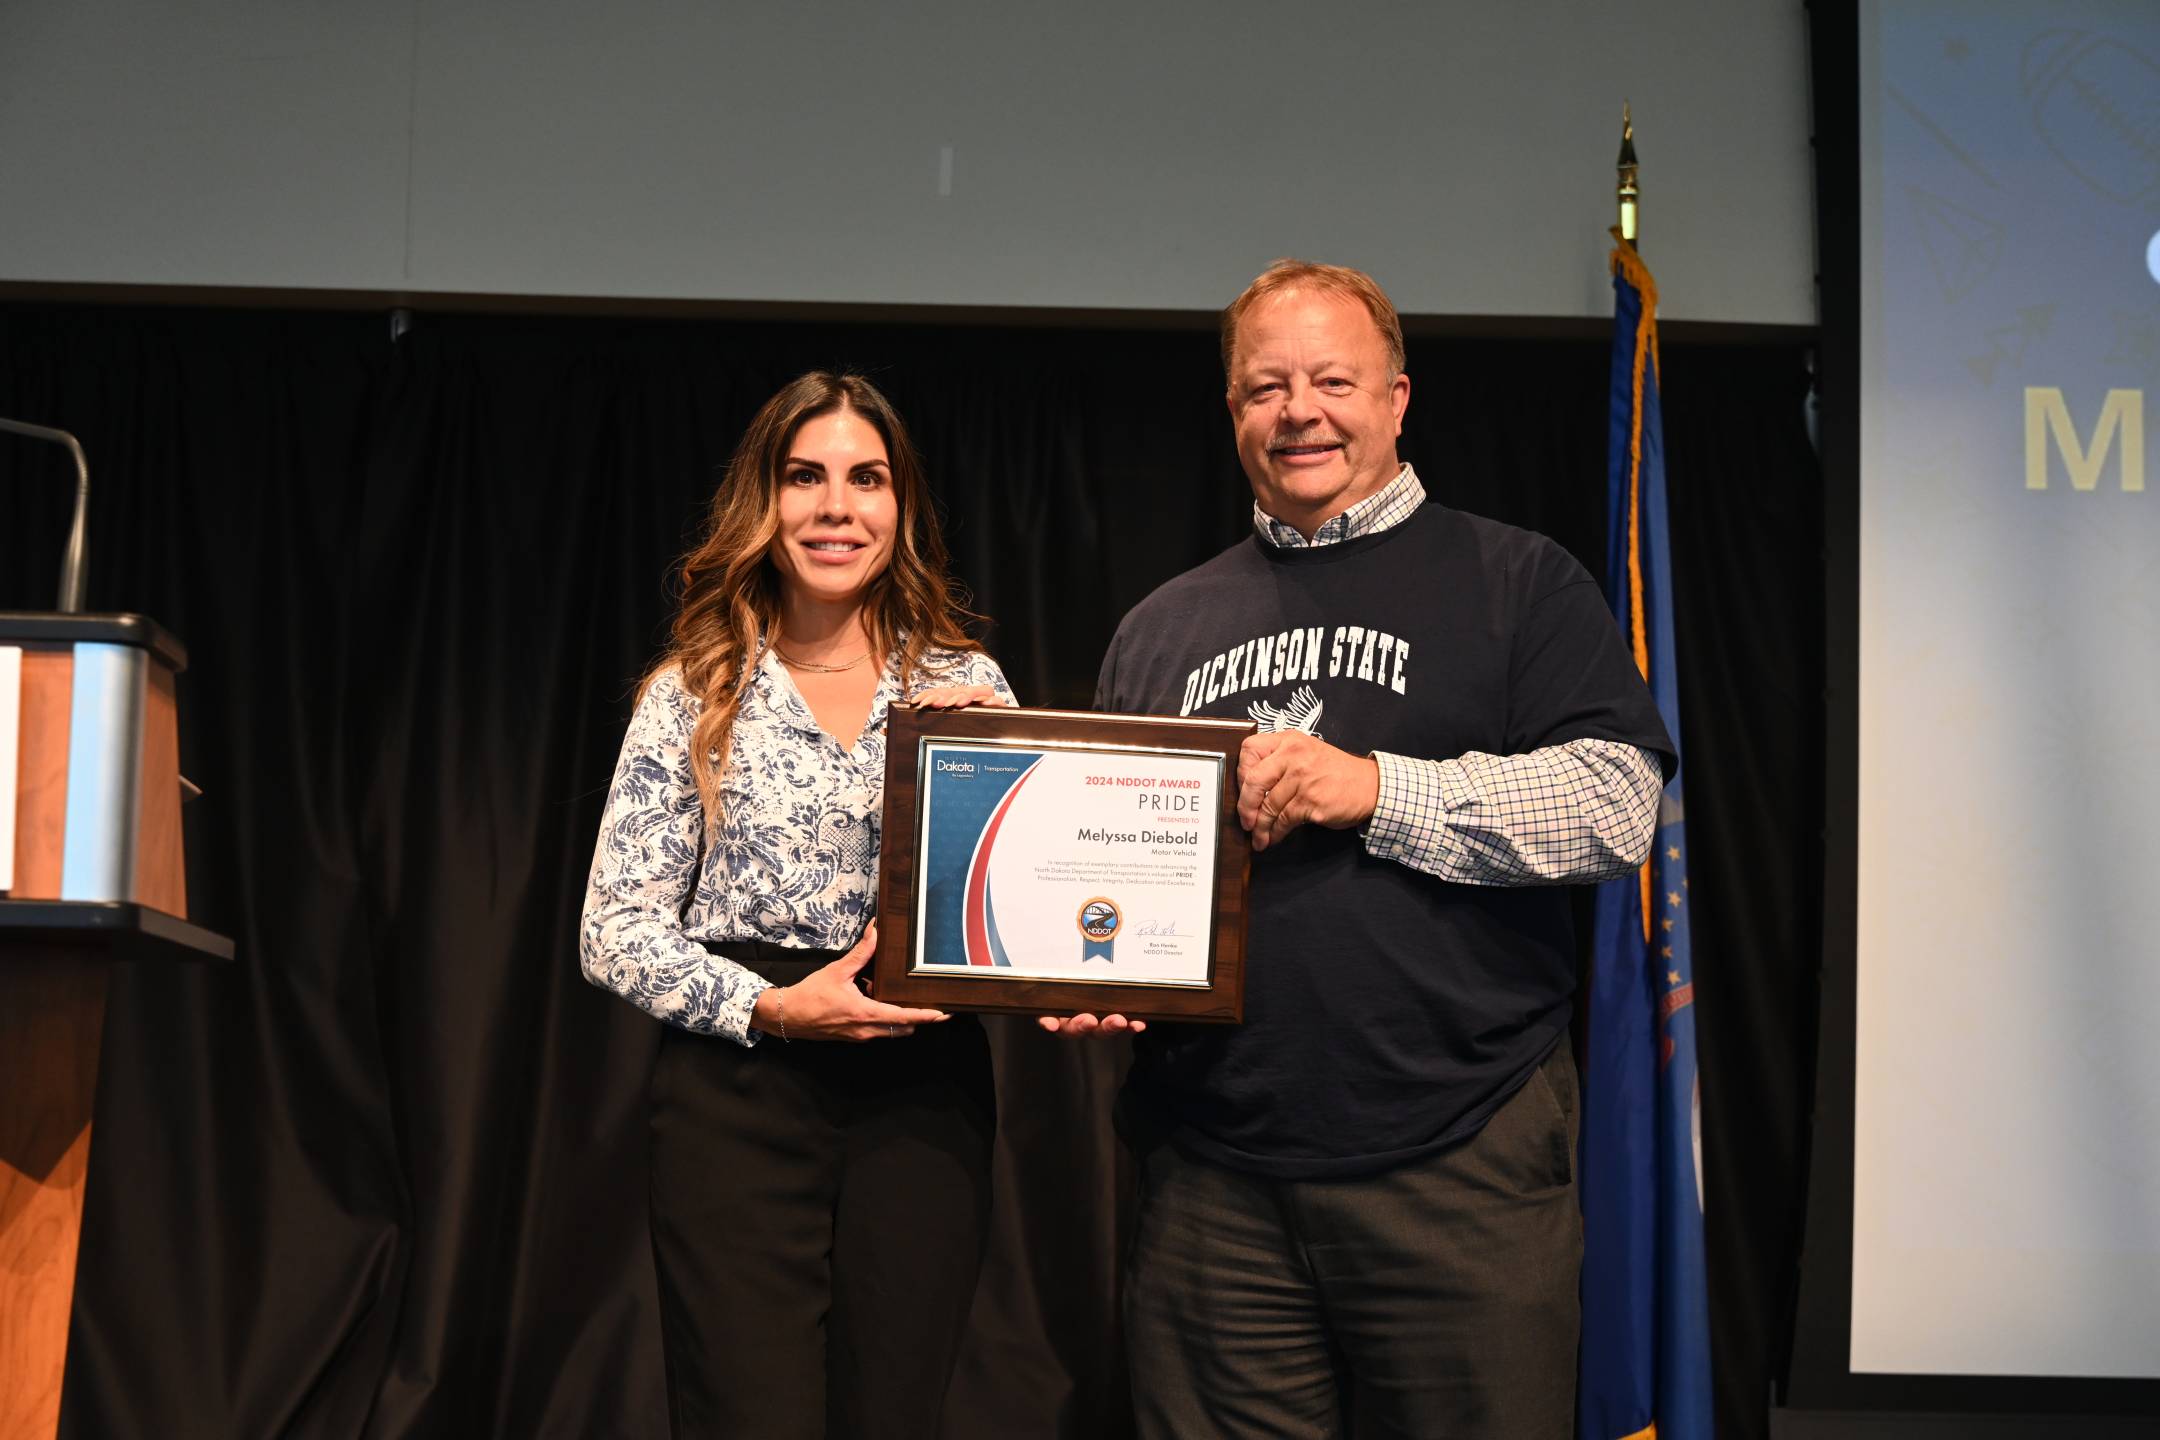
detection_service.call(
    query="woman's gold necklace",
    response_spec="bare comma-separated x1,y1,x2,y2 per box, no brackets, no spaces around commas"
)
774,646,870,673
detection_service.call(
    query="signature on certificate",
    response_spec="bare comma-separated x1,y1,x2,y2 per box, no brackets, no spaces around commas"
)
1135,919,1180,937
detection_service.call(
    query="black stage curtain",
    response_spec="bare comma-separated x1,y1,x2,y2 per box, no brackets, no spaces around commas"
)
0,303,1820,1440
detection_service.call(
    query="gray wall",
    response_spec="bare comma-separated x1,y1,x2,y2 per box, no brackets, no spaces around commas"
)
0,0,1815,323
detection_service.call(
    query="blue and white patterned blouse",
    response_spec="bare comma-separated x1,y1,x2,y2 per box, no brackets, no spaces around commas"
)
580,643,1016,1046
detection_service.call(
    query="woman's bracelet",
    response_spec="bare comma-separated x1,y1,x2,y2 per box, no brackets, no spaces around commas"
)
772,987,789,1042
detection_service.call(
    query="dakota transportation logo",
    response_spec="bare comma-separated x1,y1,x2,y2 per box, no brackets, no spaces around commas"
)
1077,897,1121,962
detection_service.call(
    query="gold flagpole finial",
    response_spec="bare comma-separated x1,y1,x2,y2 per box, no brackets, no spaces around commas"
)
1616,102,1640,249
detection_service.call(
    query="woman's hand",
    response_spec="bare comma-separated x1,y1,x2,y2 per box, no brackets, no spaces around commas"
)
910,683,1011,709
1037,1012,1147,1036
752,922,950,1042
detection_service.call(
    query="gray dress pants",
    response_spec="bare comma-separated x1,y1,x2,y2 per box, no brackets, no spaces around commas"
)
1125,1043,1582,1439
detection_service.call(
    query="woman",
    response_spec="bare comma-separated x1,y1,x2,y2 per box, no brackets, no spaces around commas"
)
580,372,1011,1439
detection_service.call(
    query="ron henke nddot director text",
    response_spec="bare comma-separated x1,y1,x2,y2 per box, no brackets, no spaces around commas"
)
2026,386,2145,491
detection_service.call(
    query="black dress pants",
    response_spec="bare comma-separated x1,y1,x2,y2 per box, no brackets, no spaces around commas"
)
647,945,994,1440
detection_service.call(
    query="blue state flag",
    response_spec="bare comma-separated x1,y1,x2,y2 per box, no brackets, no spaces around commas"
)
1577,240,1715,1440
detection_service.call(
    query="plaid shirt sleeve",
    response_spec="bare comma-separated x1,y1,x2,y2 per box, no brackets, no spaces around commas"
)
1363,738,1664,885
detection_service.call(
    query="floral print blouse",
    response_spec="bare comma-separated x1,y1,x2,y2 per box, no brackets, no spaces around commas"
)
580,643,1016,1046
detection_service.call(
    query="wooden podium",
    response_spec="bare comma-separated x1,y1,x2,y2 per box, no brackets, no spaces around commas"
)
0,614,232,1440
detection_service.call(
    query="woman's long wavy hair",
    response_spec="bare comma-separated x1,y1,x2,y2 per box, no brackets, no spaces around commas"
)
646,371,983,825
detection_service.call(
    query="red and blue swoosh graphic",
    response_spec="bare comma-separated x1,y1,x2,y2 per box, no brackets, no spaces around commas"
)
919,750,1044,968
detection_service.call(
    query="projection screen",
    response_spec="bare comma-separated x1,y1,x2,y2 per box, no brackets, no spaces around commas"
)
1852,0,2160,1381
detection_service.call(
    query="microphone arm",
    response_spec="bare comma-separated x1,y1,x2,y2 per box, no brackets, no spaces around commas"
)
0,417,90,613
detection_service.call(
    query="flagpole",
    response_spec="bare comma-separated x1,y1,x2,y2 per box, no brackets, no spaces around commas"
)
1610,106,1656,932
1616,103,1640,250
1582,99,1715,1440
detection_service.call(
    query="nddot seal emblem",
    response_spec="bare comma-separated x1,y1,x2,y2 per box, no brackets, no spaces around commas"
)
1077,897,1121,962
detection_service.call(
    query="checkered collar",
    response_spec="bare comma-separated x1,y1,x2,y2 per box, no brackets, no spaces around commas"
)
1251,464,1424,548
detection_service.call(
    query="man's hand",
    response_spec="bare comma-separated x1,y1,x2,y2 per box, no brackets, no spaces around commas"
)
751,922,950,1042
1236,730,1381,851
1037,1012,1147,1036
909,684,1012,709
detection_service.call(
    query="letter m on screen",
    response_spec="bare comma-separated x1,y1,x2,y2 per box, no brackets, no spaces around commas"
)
2025,387,2145,491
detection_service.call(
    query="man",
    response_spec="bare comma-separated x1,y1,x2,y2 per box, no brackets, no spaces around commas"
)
1049,260,1676,1438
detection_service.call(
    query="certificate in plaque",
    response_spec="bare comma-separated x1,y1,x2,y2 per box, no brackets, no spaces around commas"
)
874,704,1252,1022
